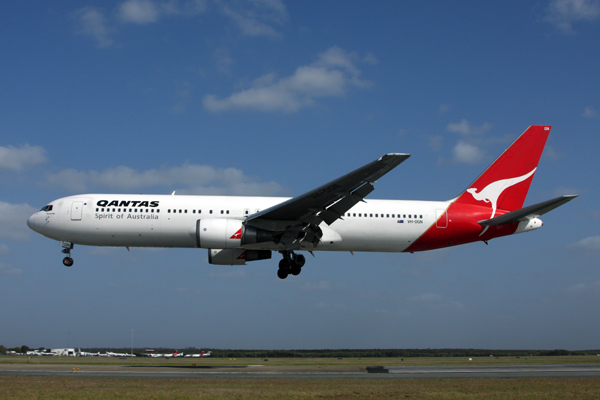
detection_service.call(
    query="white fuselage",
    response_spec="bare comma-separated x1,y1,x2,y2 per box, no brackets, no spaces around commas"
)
27,194,450,253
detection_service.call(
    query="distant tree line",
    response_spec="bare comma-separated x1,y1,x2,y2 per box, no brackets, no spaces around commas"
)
69,347,600,358
2,345,597,358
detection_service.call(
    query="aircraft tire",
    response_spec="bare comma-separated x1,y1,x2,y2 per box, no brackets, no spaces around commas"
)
294,254,306,268
277,269,289,279
290,265,301,276
279,258,291,270
63,257,74,267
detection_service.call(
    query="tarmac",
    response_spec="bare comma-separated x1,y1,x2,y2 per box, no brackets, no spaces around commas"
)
2,363,600,379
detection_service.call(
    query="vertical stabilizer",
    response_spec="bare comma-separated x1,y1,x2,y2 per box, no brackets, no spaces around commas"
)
454,125,551,214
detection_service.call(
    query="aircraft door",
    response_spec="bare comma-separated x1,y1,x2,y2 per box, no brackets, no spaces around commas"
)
435,209,447,228
71,201,83,221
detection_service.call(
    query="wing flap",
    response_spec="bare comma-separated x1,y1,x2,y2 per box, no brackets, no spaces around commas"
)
478,195,578,226
320,183,375,225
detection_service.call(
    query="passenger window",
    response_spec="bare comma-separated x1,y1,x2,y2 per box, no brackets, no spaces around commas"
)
210,210,213,214
193,210,196,213
226,210,229,214
184,210,187,213
353,213,356,217
370,214,373,217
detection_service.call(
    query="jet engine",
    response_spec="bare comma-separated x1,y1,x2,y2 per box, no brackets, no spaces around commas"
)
196,219,276,249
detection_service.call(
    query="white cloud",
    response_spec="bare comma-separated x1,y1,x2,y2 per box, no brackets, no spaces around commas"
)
203,46,373,112
0,145,47,171
44,164,287,196
0,262,23,276
582,106,598,117
543,0,600,33
570,236,600,250
219,0,288,38
0,202,37,240
118,0,160,24
72,7,115,48
444,120,492,164
452,141,485,164
73,1,282,46
447,119,492,136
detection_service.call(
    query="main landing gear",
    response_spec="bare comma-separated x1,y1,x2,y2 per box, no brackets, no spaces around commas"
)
277,251,306,279
61,241,74,267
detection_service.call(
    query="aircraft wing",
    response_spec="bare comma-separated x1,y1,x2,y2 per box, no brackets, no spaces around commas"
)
478,195,578,226
244,153,410,249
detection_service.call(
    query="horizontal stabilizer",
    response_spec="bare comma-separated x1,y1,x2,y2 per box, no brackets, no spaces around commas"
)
478,195,578,226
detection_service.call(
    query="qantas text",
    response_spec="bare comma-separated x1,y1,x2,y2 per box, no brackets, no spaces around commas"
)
96,200,159,208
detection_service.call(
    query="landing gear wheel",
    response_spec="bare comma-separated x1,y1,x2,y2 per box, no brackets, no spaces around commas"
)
290,265,301,276
63,257,74,267
279,258,291,270
277,269,289,279
294,254,306,268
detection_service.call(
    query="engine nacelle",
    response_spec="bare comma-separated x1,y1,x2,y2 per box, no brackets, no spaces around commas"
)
196,219,244,249
208,248,272,265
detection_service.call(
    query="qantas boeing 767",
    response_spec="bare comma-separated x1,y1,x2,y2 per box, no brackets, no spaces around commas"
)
27,125,576,279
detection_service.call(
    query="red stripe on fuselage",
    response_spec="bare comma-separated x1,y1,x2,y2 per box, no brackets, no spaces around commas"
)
404,203,518,252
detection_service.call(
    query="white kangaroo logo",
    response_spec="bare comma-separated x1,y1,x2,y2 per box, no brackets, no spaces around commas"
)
467,168,536,236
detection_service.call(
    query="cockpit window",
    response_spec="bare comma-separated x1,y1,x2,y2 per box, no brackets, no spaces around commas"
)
40,205,53,212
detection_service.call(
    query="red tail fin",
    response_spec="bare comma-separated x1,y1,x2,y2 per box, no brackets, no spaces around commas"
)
454,125,550,215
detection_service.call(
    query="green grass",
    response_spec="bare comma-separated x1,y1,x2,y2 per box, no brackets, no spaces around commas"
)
1,376,600,399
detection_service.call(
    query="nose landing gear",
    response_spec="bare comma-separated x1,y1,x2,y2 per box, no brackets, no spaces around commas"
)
277,251,306,279
61,241,74,267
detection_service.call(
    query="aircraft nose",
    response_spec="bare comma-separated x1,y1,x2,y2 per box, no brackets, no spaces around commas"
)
27,213,38,231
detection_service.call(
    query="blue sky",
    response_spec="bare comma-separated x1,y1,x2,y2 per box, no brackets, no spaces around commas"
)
1,0,599,350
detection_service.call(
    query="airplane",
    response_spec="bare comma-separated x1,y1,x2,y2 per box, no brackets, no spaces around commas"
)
27,125,576,279
185,351,211,358
106,351,135,357
163,350,181,358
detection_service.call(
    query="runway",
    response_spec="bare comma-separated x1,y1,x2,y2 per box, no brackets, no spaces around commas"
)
2,363,600,379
